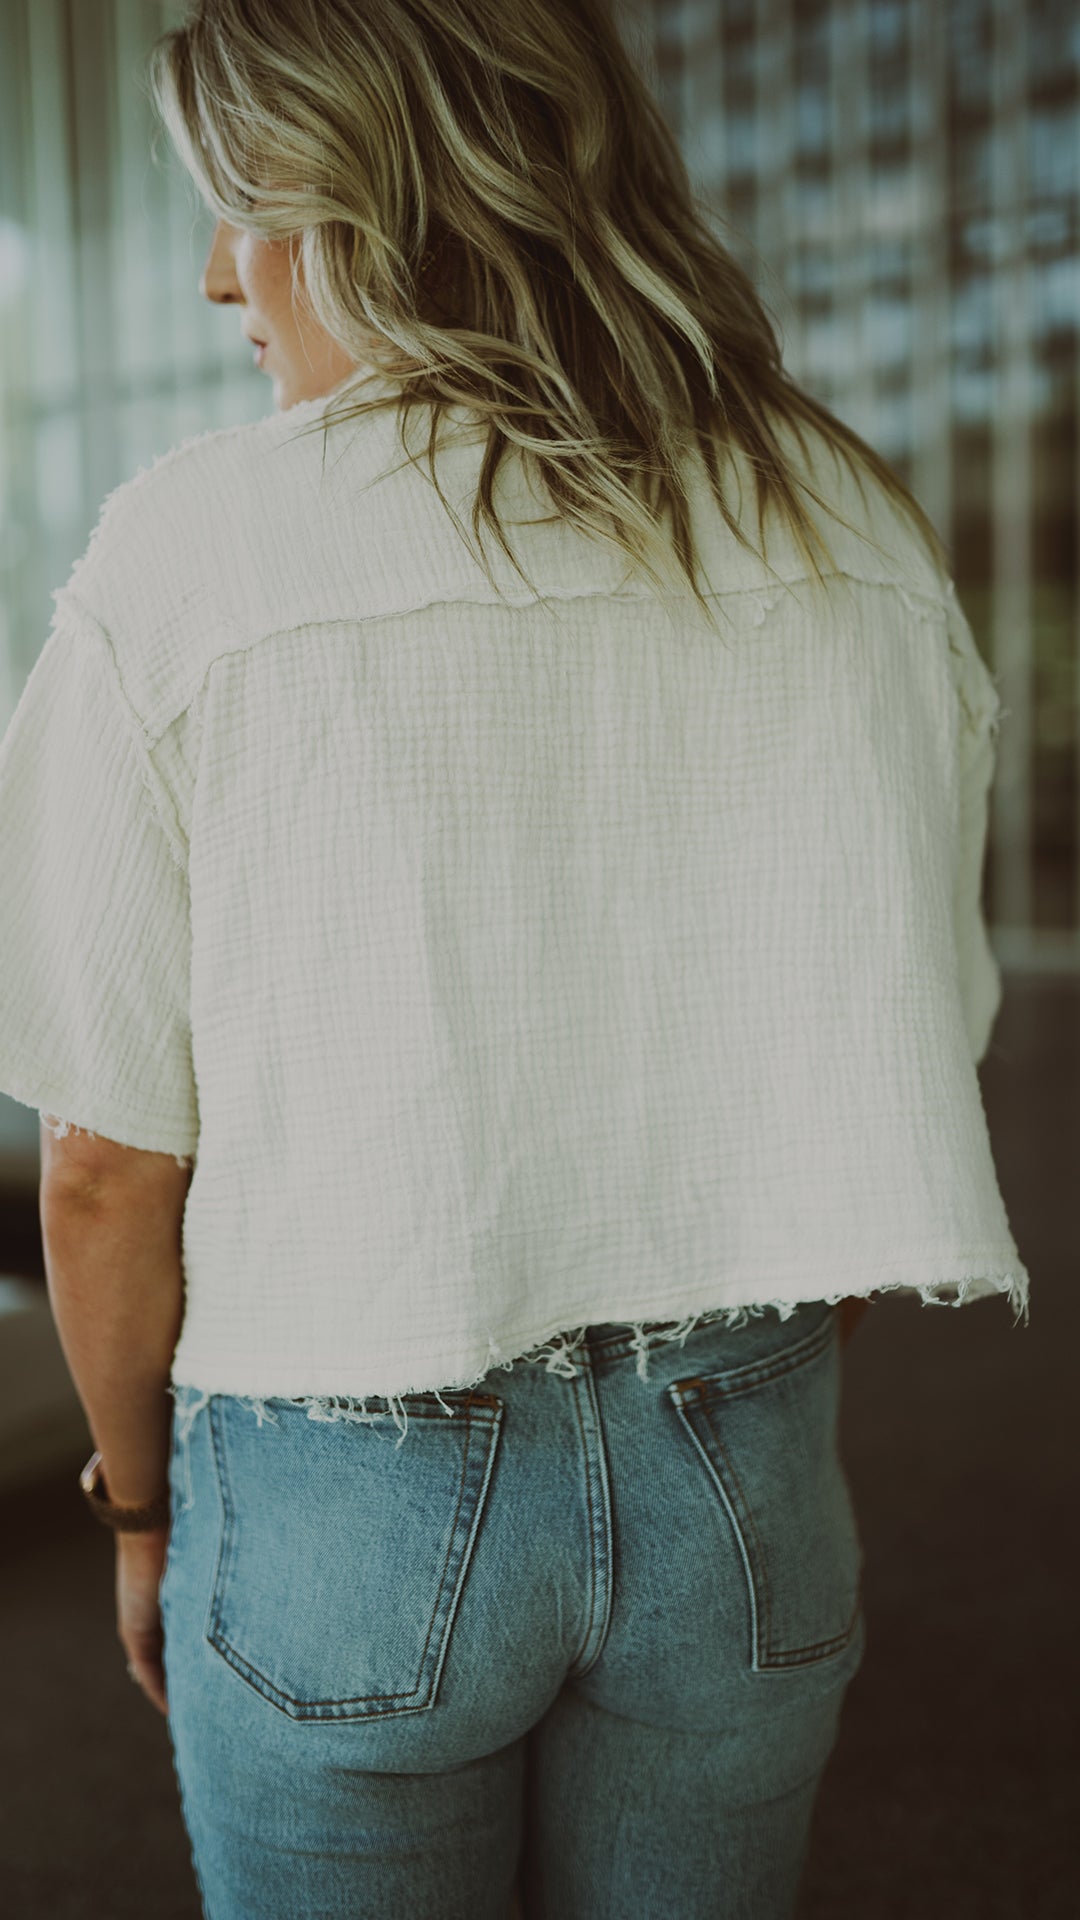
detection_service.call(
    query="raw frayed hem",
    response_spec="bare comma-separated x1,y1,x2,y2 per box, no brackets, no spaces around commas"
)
38,1111,194,1171
165,1308,764,1471
169,1305,783,1464
167,1271,1028,1464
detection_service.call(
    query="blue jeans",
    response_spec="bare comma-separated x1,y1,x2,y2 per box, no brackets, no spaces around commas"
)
161,1298,866,1918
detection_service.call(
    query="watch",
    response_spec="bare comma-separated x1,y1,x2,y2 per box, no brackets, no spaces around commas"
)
79,1449,170,1532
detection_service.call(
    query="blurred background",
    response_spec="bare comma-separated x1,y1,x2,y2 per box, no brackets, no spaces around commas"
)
0,2,1075,1915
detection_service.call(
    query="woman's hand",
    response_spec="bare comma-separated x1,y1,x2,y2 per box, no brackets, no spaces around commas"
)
114,1525,170,1717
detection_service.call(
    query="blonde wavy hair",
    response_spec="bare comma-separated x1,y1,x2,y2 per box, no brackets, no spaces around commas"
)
146,0,948,634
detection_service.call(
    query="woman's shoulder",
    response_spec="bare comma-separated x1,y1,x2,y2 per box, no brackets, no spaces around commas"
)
64,413,273,613
54,405,340,736
744,406,949,608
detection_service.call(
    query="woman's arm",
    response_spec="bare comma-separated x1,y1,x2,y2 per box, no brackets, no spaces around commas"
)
37,1132,190,1719
38,1135,190,1505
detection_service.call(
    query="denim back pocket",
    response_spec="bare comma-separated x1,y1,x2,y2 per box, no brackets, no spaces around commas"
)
204,1391,504,1721
666,1306,863,1672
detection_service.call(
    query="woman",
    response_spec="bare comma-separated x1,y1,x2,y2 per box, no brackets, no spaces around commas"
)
0,1,1028,1915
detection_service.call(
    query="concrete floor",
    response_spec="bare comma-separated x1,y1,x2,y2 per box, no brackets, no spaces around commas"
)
0,971,1075,1917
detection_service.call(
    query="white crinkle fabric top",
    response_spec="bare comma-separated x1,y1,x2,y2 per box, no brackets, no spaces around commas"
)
0,373,1030,1419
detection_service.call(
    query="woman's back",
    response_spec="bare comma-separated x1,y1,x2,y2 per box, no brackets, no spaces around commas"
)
0,373,1027,1415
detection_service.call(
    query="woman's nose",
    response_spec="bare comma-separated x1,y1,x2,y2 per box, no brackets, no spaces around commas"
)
198,224,239,305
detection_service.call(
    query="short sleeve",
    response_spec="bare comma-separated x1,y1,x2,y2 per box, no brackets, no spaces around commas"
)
0,590,198,1159
944,582,1004,1067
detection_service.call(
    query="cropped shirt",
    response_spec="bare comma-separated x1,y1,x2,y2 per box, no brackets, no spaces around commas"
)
0,371,1030,1425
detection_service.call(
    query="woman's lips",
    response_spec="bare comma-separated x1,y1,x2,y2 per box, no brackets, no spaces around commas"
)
253,342,268,365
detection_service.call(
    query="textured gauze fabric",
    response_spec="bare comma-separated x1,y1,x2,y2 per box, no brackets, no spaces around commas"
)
0,367,1031,1417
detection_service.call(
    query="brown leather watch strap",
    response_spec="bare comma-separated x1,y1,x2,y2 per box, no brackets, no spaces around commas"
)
79,1451,170,1532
